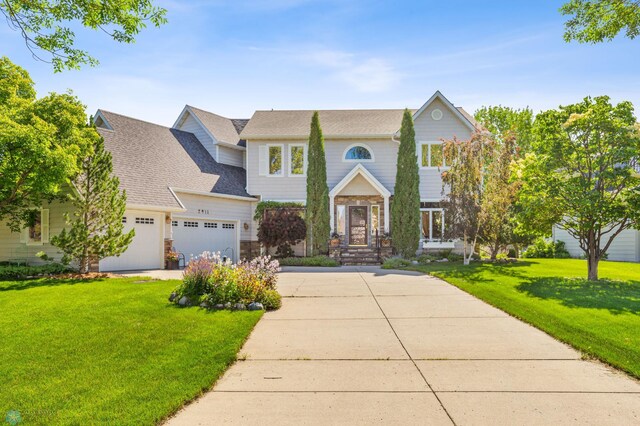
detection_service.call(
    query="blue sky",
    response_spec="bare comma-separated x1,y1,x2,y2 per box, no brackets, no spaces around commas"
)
1,0,639,126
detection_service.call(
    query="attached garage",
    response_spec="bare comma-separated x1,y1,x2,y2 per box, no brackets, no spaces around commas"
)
100,211,165,271
172,218,239,262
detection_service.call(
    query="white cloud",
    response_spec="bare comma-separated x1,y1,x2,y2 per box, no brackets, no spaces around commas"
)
303,48,400,92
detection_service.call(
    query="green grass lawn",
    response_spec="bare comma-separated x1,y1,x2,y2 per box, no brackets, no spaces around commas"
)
0,277,262,425
401,259,640,379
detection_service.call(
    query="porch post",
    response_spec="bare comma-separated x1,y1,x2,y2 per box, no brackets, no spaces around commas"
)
329,195,335,232
383,195,390,233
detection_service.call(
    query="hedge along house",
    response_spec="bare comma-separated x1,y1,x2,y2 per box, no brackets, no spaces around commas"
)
0,91,479,270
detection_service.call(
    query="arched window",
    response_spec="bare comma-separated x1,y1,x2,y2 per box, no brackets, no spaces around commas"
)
344,145,373,161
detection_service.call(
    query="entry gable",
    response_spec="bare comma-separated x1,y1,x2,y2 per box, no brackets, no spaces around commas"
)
330,164,391,198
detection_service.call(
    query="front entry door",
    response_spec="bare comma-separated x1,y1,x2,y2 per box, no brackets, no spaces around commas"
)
349,206,368,245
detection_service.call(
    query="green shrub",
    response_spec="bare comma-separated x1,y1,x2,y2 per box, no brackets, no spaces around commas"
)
0,263,73,280
522,238,571,259
278,256,339,267
382,257,412,269
259,289,282,311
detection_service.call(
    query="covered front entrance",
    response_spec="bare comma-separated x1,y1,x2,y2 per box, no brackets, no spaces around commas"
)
329,164,390,247
348,206,368,245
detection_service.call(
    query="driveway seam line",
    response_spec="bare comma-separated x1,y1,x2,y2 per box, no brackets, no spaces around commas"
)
358,271,458,426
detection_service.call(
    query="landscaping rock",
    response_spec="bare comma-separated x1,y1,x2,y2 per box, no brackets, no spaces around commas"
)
412,260,419,265
178,296,190,306
436,258,449,263
247,302,264,311
199,302,208,308
224,302,232,309
234,303,246,311
168,292,177,302
214,304,225,310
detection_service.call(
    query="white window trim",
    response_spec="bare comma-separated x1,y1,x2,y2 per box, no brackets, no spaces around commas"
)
420,208,445,242
288,143,307,177
266,143,285,177
24,208,48,246
336,204,346,236
342,143,375,163
419,141,449,170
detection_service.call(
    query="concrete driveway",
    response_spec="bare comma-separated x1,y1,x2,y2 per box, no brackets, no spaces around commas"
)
166,266,640,425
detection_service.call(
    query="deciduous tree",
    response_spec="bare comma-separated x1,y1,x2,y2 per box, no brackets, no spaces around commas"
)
561,0,640,43
0,0,167,71
0,57,93,231
519,96,640,280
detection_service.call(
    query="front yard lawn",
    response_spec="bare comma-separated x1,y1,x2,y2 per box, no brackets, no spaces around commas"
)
401,259,640,379
0,276,262,425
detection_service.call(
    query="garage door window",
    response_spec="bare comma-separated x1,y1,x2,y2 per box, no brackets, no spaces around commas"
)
136,217,154,224
122,217,127,224
171,220,178,227
184,221,198,227
222,223,235,229
204,222,217,229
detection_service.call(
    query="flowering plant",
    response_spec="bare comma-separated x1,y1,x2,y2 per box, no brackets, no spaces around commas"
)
166,250,179,262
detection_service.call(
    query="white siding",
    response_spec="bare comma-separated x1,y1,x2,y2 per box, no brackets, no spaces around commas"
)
176,113,218,161
414,98,473,200
218,145,244,168
0,197,74,264
173,192,257,241
246,138,398,200
554,227,640,262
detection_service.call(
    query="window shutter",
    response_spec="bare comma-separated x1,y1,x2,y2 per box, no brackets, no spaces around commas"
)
258,145,268,176
41,209,50,243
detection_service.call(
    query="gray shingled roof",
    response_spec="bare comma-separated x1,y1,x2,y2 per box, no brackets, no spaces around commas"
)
240,107,476,139
188,106,247,147
97,110,250,209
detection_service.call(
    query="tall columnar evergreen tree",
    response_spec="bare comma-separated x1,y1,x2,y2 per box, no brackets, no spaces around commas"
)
391,109,421,258
305,112,330,256
52,136,134,273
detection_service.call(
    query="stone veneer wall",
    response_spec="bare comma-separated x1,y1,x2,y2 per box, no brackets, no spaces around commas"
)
240,240,262,260
333,195,386,241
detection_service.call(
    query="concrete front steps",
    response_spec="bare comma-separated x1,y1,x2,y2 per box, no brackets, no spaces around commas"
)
339,247,381,266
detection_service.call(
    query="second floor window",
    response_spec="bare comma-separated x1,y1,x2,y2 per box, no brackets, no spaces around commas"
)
344,145,373,161
268,145,283,176
289,144,306,175
421,143,445,168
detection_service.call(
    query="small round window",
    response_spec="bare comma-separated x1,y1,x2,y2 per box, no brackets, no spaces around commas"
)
431,109,443,121
344,145,372,160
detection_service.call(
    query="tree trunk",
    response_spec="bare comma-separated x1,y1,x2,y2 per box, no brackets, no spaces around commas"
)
587,231,599,281
489,239,500,260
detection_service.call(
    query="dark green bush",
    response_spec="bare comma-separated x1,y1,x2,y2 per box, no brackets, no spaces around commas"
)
277,256,339,267
0,263,73,280
522,238,571,259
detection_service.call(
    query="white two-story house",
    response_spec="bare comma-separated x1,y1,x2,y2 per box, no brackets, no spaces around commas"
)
12,90,592,270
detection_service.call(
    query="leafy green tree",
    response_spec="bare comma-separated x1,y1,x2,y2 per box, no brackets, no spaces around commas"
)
474,105,534,152
305,112,330,256
519,96,640,280
391,109,421,258
474,106,536,256
561,0,640,43
52,137,134,273
0,57,94,231
0,0,167,71
442,133,492,265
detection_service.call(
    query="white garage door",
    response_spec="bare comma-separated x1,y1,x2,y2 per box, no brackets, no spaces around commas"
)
172,219,238,262
100,212,164,271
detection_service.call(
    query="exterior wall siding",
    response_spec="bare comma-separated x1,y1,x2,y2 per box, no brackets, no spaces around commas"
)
0,197,74,265
554,227,640,262
414,98,473,200
217,145,244,168
173,192,257,242
246,138,398,200
177,113,218,161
